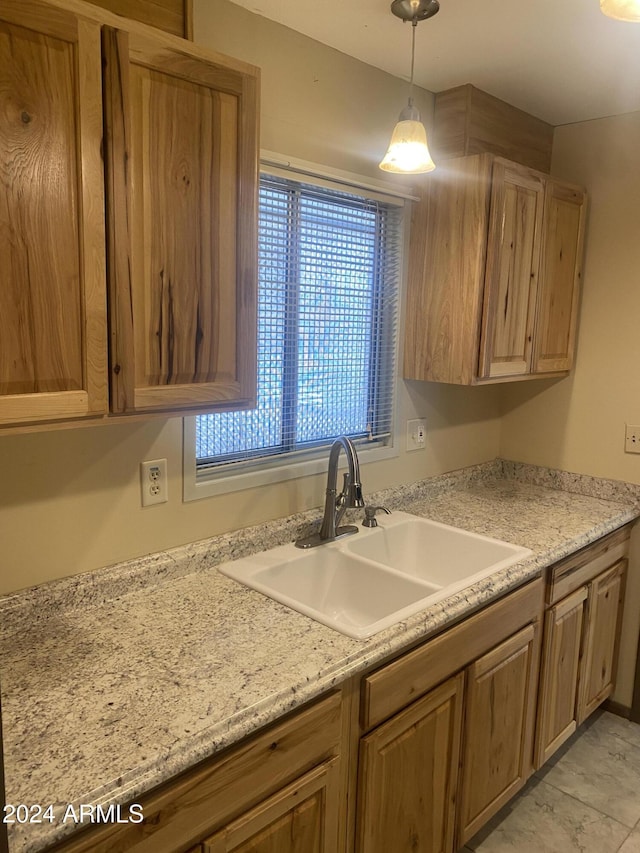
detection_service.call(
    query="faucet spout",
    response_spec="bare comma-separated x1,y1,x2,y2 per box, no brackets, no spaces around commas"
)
320,437,365,540
295,436,366,549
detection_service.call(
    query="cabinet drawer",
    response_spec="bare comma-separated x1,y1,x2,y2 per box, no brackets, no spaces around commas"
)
52,692,342,853
547,525,631,605
361,579,543,731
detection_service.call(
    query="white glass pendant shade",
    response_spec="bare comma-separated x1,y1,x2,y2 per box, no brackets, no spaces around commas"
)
600,0,640,20
379,102,436,174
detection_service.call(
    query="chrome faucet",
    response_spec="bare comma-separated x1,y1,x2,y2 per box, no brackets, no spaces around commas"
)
296,436,366,548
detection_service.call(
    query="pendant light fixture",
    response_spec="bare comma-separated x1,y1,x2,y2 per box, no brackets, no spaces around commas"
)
379,0,439,174
600,0,640,20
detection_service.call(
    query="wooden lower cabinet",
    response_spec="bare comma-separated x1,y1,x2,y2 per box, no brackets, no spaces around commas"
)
535,587,587,767
535,527,630,769
578,561,626,722
457,624,539,845
203,758,340,853
356,674,464,853
356,579,543,853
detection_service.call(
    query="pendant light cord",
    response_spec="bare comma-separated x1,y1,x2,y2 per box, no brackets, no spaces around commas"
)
408,18,417,107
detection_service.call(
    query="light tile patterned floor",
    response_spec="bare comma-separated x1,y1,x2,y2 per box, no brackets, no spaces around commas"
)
464,711,640,853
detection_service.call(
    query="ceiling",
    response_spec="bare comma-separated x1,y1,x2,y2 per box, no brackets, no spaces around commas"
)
226,0,640,126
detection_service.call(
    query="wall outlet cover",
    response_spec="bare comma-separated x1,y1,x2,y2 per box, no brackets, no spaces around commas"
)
407,418,427,452
140,459,168,506
625,424,640,454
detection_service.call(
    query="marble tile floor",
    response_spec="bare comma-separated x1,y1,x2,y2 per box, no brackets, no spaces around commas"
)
464,710,640,853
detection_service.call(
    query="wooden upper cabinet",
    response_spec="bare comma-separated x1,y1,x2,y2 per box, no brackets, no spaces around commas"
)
85,0,192,38
404,153,586,386
479,160,545,380
533,180,586,374
0,0,108,425
432,84,553,173
1,0,258,430
102,25,258,414
404,154,493,386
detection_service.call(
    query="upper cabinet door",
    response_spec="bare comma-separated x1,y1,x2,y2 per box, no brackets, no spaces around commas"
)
479,159,545,380
102,26,258,414
0,1,108,426
533,180,586,374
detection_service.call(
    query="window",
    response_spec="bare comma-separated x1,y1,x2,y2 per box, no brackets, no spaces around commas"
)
189,169,403,494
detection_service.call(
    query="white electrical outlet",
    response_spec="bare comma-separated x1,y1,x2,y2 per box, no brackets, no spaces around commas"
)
407,418,427,452
140,458,168,506
625,425,640,454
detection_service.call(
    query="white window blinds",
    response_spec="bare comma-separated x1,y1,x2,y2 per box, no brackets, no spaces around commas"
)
196,172,402,472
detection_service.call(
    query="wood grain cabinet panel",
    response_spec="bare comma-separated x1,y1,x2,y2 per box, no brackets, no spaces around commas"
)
102,25,258,414
578,561,627,723
535,531,629,769
479,160,545,379
357,580,543,853
0,0,108,425
535,587,587,768
404,153,586,386
1,0,258,429
86,0,192,38
533,180,586,374
356,674,464,853
432,84,554,173
458,623,540,845
203,758,340,853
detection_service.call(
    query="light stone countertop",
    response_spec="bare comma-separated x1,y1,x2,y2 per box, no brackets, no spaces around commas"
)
1,459,640,853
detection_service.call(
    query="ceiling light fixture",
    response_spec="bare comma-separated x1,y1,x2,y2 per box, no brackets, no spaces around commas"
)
379,0,439,174
600,0,640,20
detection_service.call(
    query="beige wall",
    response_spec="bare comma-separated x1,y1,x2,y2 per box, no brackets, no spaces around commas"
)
192,0,433,182
0,0,503,596
500,111,640,482
499,110,640,707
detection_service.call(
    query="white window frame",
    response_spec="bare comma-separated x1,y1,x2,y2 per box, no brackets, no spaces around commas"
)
183,153,412,503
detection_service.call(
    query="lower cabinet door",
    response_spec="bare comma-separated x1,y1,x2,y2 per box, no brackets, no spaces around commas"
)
202,758,340,853
578,560,626,723
356,673,464,853
535,587,588,768
458,623,539,846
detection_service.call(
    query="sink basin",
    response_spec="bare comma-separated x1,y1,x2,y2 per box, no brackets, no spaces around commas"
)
218,512,531,640
345,513,532,586
220,546,440,639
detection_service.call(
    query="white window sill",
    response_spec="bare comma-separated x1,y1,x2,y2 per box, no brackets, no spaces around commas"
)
182,417,398,502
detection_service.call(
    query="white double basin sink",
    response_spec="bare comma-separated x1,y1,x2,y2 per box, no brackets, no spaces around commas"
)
219,511,532,640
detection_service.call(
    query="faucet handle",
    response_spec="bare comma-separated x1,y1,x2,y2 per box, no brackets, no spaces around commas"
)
362,505,391,528
339,473,365,508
